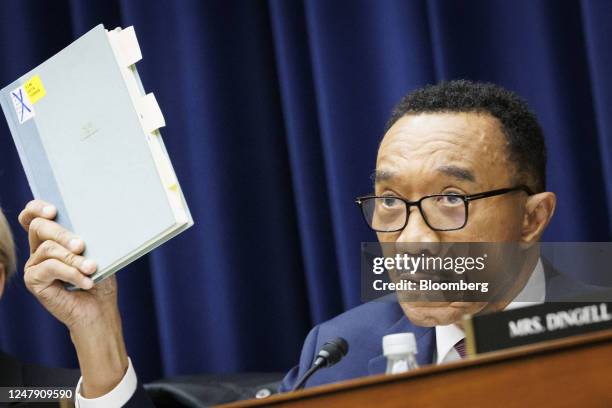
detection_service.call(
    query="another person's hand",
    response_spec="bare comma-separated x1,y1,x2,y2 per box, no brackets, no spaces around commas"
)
19,199,129,398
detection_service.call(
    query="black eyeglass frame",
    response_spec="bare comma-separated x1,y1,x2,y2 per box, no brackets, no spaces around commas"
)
355,185,534,232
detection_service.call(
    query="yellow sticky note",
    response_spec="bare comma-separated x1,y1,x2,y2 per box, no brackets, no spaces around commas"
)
24,75,46,104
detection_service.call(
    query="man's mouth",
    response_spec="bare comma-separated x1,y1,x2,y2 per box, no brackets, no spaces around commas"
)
393,270,462,284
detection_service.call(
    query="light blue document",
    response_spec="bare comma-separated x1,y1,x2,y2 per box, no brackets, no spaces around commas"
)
0,24,193,285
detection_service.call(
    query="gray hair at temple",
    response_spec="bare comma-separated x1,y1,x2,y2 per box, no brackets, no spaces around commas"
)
0,209,16,282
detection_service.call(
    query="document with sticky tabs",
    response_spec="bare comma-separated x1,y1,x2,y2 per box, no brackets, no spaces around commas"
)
0,24,193,287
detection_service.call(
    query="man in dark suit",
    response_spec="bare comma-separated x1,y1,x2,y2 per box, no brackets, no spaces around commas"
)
278,260,609,390
16,81,580,405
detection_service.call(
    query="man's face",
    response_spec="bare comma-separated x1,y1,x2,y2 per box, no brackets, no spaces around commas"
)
375,112,529,326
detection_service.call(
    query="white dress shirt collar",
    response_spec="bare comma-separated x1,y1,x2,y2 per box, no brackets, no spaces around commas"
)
435,259,546,364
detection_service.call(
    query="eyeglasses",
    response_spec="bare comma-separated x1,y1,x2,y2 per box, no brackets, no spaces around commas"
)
355,185,533,232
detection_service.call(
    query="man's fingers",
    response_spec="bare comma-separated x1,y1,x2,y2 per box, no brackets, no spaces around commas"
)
18,200,57,231
25,259,94,291
28,217,84,255
27,240,97,275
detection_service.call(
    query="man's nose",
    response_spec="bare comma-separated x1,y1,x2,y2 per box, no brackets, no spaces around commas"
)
395,206,441,255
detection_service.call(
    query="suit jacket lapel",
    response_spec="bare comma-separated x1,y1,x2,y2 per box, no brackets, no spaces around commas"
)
368,315,435,375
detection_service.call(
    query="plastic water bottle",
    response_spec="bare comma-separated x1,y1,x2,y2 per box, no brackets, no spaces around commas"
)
383,332,419,374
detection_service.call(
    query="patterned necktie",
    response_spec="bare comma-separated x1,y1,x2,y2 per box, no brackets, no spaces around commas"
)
454,338,466,358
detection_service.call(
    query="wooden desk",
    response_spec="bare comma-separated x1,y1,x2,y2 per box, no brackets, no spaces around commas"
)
220,329,612,407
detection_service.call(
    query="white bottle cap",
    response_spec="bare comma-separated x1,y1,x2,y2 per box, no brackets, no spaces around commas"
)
383,332,417,356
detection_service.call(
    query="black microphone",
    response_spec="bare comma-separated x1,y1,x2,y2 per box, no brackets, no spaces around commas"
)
292,337,349,391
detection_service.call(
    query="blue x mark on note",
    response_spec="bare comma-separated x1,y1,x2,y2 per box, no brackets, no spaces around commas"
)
12,88,31,122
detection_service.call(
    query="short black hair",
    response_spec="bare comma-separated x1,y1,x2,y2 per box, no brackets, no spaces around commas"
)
385,80,546,192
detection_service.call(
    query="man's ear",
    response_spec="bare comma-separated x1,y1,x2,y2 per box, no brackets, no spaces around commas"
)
521,192,556,243
0,264,5,299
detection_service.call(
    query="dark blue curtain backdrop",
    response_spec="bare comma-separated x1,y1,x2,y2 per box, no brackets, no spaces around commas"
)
0,0,611,383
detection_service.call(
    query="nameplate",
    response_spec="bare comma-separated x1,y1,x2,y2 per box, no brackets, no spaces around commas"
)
464,302,612,355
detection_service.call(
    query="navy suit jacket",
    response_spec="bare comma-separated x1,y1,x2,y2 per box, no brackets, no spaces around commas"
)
278,261,612,392
278,300,434,392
